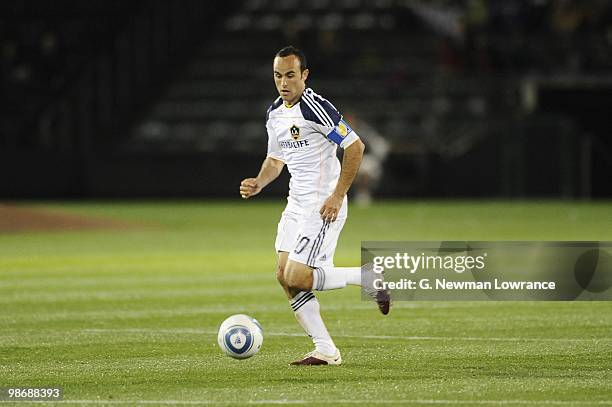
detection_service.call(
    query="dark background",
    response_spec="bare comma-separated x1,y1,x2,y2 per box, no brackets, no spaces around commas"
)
1,0,611,199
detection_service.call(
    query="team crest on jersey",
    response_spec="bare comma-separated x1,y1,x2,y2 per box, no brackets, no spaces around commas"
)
290,125,300,140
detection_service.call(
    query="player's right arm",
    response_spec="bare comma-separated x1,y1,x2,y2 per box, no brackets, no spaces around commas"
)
240,156,284,199
241,106,285,199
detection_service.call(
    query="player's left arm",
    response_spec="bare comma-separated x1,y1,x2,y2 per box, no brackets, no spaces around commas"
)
320,138,365,222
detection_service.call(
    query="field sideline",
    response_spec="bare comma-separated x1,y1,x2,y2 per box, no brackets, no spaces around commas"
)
1,200,611,406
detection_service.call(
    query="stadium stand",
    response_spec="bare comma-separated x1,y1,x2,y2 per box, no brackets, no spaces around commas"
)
0,0,140,149
1,0,611,198
125,0,611,160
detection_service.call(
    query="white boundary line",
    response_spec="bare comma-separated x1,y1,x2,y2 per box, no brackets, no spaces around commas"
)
4,398,608,405
79,328,611,343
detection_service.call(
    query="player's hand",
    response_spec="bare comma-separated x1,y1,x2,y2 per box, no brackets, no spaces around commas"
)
240,178,262,199
320,192,343,222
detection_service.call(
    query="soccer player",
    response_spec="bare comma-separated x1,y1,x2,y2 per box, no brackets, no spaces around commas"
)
240,46,389,366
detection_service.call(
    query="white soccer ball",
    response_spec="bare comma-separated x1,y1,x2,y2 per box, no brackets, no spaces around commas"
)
217,314,263,359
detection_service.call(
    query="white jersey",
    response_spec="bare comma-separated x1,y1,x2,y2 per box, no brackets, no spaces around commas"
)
266,88,360,217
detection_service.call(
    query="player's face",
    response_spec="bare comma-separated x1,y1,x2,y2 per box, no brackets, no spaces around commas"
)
273,55,309,106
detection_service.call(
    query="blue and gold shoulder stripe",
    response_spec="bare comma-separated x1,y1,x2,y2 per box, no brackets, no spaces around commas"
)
299,88,341,127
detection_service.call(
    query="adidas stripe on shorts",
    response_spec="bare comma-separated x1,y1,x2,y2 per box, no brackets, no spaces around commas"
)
275,210,345,268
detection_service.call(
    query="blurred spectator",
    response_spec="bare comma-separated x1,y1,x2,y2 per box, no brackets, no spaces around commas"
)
343,111,390,206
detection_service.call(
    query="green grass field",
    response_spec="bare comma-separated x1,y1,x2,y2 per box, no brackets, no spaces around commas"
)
1,200,612,406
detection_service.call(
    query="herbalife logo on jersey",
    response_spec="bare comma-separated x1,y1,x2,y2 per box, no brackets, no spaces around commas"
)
279,139,310,149
290,125,300,140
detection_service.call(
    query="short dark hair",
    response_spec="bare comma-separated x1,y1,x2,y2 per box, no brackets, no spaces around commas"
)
276,45,308,72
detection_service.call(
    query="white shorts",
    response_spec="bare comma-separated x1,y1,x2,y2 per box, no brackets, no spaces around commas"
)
275,210,346,268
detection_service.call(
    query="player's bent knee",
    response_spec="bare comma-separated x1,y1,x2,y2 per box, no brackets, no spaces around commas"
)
284,269,299,289
284,267,310,291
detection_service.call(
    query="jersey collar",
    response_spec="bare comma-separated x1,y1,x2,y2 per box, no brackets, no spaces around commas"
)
284,89,307,108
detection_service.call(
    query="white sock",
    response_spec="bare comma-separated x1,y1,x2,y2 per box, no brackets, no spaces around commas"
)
290,291,336,356
312,266,361,291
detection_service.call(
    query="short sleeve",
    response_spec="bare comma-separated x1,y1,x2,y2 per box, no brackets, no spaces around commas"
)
300,89,360,149
266,120,285,162
313,117,360,149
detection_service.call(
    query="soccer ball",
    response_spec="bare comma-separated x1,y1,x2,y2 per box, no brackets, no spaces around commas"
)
217,314,263,359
